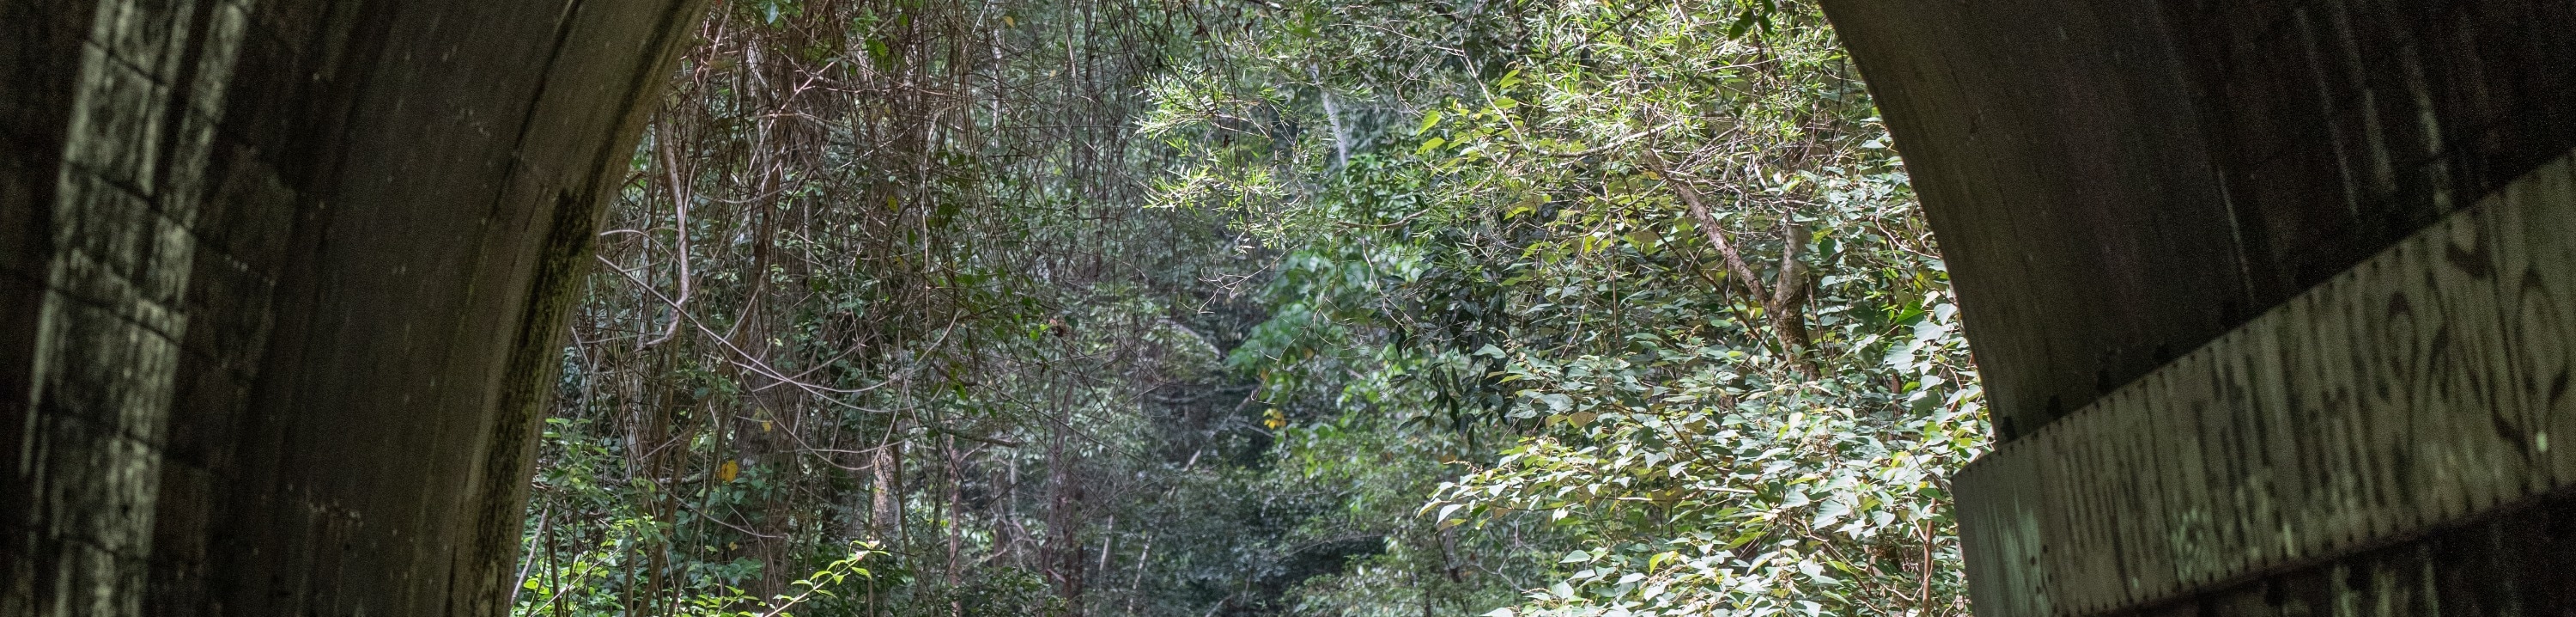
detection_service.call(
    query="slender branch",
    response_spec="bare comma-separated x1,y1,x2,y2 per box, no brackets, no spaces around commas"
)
645,127,695,347
1641,149,1812,371
1641,150,1770,308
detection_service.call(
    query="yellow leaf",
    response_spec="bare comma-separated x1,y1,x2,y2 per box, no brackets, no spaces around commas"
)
717,460,739,483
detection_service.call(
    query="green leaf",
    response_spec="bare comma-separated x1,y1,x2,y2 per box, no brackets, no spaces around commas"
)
1813,497,1850,527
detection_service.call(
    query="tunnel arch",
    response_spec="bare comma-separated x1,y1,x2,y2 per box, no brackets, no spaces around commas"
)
3,1,706,614
1826,0,2576,614
7,0,2574,615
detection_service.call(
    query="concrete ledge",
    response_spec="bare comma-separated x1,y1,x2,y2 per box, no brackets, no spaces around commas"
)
1957,150,2576,617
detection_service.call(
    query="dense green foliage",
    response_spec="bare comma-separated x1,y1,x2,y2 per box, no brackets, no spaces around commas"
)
517,1,1986,616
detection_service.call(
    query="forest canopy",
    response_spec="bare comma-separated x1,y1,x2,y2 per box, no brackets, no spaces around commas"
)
515,0,1986,615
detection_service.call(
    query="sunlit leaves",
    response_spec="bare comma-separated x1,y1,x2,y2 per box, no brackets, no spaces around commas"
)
1145,0,1985,615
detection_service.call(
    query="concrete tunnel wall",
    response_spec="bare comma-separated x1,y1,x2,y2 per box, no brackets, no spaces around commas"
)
1822,0,2576,614
1,0,706,614
7,0,2574,614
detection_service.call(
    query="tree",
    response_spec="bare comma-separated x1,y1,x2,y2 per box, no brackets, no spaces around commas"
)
512,1,1991,616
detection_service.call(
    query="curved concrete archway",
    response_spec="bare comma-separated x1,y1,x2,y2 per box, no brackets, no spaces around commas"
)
3,1,706,614
1826,0,2576,614
9,0,2574,614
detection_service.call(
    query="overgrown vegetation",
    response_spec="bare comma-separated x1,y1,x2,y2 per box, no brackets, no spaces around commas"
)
517,1,1986,615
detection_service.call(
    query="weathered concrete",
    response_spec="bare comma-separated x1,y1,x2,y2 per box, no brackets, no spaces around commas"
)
0,0,706,614
1821,0,2576,614
1823,0,2576,442
1955,153,2576,617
